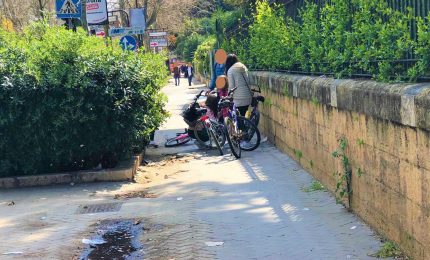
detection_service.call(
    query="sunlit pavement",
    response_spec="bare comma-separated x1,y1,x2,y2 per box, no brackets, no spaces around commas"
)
0,77,388,260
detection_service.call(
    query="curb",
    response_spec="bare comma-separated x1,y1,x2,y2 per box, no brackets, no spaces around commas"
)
0,152,145,189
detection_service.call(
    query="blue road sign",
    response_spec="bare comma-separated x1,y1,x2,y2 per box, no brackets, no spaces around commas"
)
120,36,137,51
56,0,82,19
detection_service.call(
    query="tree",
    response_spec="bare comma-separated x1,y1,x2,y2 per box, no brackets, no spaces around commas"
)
0,0,55,29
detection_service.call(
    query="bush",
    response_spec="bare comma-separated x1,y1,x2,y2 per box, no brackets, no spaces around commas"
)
228,0,421,82
249,1,299,70
193,36,216,77
0,22,168,177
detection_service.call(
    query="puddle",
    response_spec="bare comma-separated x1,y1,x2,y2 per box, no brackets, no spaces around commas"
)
80,219,144,260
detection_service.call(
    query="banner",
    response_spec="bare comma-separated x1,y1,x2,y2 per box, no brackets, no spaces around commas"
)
86,0,108,25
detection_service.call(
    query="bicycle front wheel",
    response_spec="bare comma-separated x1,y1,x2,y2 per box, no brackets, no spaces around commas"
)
165,135,191,147
224,117,241,159
238,116,261,151
208,127,224,156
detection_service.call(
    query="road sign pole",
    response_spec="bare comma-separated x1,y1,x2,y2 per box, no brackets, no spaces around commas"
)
67,18,72,30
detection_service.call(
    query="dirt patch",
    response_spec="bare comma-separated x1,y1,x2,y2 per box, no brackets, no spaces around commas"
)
114,191,158,200
135,153,199,185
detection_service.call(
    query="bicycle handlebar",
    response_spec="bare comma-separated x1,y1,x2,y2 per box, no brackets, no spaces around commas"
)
228,87,238,96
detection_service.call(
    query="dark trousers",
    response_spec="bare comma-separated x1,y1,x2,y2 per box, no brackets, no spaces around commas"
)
174,76,180,86
188,76,193,86
237,105,249,117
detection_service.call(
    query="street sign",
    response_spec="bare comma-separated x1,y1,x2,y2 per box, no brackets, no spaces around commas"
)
149,38,167,47
120,36,137,51
96,31,105,38
149,32,167,37
130,8,146,29
86,0,108,25
149,31,168,47
109,27,146,37
56,0,82,19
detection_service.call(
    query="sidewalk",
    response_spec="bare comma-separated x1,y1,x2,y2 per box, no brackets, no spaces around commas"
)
0,77,388,259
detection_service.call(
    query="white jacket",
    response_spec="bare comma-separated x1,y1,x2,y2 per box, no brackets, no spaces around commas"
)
227,62,252,107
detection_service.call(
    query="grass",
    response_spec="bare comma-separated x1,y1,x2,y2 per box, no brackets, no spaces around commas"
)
303,181,326,192
371,241,406,259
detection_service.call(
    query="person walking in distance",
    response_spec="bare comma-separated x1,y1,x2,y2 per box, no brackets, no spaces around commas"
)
185,63,194,86
225,54,252,116
173,65,180,86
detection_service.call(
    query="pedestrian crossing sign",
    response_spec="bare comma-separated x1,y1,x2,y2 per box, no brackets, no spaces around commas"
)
56,0,82,19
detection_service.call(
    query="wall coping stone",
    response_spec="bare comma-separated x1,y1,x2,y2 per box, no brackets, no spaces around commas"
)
249,71,430,131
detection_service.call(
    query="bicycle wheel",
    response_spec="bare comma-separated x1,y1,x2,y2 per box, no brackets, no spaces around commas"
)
208,127,224,156
165,135,191,147
212,120,226,148
250,109,260,127
238,116,261,151
224,117,241,159
194,120,210,147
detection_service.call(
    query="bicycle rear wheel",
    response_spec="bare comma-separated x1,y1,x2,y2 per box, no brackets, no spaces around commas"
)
194,120,210,147
238,116,261,151
224,117,241,159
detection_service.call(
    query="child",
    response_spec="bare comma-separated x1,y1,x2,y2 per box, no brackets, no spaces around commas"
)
215,75,229,119
205,94,219,121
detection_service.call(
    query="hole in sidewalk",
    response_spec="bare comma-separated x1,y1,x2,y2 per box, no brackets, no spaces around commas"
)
79,219,144,260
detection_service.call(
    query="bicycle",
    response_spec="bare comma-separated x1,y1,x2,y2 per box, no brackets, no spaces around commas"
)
242,88,265,151
165,90,206,148
165,90,226,156
219,87,261,159
193,115,226,156
165,129,192,147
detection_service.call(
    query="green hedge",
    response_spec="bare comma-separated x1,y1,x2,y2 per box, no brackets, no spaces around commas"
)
0,22,168,177
230,0,430,82
193,36,216,77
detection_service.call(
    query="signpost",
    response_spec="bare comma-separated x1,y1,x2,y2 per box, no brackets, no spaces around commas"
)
149,31,168,48
119,36,137,51
86,0,109,25
109,27,146,37
56,0,82,19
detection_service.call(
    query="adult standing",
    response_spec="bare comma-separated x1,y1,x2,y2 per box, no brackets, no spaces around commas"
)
209,49,227,91
225,54,252,116
185,63,194,86
173,65,180,86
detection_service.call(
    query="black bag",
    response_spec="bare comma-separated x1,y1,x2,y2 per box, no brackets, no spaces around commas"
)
182,105,198,127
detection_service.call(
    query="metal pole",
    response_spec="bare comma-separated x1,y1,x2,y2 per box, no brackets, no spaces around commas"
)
68,18,73,30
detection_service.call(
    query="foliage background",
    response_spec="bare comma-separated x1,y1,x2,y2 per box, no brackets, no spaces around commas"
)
221,0,430,82
0,22,168,177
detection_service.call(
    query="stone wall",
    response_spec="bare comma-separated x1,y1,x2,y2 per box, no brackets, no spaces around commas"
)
249,71,430,260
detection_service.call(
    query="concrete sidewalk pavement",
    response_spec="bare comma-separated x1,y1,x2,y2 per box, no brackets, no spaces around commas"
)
0,77,388,259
